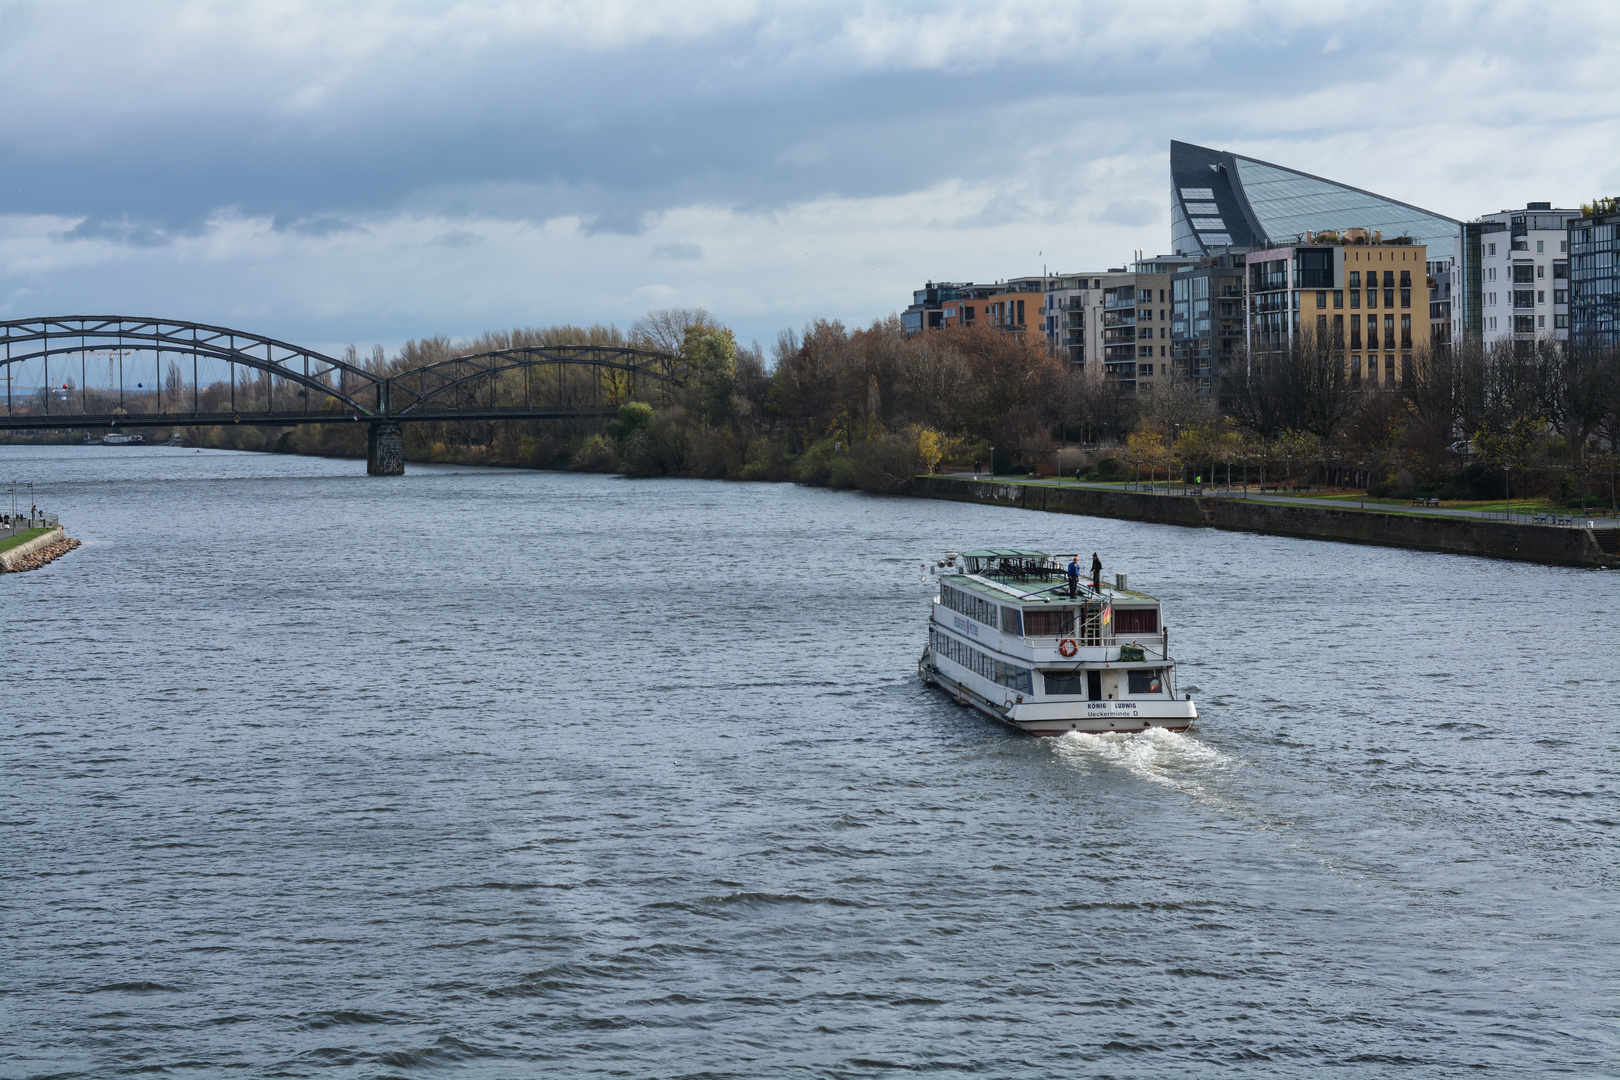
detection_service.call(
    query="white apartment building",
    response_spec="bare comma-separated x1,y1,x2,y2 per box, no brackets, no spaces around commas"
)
1454,203,1578,345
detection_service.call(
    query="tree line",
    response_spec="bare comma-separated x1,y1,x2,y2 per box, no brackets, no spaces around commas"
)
9,308,1618,511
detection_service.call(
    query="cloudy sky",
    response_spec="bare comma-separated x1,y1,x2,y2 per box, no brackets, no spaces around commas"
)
0,0,1616,356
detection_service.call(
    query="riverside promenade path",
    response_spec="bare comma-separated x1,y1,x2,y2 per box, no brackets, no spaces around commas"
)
914,474,1620,568
962,475,1620,529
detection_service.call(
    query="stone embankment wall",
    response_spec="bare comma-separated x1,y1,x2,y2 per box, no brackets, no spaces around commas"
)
912,477,1620,569
0,527,81,573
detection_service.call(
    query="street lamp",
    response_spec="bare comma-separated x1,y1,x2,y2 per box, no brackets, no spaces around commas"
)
1505,465,1511,519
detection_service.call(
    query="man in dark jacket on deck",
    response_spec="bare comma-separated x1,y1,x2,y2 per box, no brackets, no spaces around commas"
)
1091,552,1102,594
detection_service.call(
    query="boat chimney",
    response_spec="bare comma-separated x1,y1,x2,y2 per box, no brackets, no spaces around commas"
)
1115,573,1127,591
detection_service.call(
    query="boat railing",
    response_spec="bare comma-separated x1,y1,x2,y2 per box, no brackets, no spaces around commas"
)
1022,632,1170,660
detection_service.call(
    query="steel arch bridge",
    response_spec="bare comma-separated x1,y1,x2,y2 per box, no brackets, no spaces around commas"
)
0,316,683,473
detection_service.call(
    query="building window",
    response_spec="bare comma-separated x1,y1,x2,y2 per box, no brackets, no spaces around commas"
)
1538,315,1545,328
1401,288,1411,307
1537,291,1544,303
1537,240,1544,253
1138,363,1154,375
1555,289,1568,304
1385,288,1395,307
1489,243,1497,256
1317,290,1327,309
1556,314,1569,329
1351,355,1362,382
1349,271,1360,289
1488,267,1496,281
1367,288,1377,309
1350,288,1360,309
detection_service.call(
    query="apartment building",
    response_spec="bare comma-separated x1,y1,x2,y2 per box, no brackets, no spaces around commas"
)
939,284,1003,328
1567,206,1619,348
1168,253,1246,396
1093,262,1178,394
1038,274,1105,366
1246,232,1427,389
983,280,1044,334
901,280,1042,336
1427,258,1452,350
901,282,973,333
1453,203,1577,345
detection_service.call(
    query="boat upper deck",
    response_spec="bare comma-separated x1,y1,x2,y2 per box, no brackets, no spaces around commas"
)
947,550,1157,608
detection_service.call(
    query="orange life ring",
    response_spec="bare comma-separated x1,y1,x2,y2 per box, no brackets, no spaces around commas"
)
1058,638,1078,657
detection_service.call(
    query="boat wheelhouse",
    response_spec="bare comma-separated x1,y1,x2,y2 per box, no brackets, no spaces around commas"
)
919,549,1197,736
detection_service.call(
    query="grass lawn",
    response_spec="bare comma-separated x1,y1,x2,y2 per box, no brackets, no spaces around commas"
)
0,527,51,554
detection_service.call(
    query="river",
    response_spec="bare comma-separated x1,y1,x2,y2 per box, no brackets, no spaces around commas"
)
2,444,1616,1078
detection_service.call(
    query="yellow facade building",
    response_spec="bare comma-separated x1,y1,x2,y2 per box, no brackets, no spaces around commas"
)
1246,233,1427,388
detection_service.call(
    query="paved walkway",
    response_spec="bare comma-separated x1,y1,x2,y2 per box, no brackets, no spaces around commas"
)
947,475,1620,530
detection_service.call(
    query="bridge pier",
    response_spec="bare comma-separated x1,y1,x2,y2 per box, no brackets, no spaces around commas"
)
366,422,405,476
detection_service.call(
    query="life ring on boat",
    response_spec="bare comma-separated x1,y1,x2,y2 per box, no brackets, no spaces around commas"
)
1058,638,1078,657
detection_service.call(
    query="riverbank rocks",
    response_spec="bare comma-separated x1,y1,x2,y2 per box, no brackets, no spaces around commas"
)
0,529,81,573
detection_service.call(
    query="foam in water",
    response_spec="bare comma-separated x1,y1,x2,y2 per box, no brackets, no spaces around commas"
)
1051,727,1231,798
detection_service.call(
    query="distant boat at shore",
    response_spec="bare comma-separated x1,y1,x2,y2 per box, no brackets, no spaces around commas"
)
100,433,146,445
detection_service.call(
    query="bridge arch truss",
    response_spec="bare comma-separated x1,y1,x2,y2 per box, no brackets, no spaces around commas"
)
0,316,680,429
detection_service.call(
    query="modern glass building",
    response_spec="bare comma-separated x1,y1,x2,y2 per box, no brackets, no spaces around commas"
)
1568,210,1619,348
1170,140,1458,258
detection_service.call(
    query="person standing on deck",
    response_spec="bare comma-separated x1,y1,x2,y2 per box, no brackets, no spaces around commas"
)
1091,552,1102,594
1066,555,1080,598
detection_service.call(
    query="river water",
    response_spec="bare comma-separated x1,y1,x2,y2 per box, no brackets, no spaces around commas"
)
2,444,1616,1079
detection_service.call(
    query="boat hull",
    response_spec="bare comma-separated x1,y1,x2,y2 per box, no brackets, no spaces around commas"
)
919,655,1196,736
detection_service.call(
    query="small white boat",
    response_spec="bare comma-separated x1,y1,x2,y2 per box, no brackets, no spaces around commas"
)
919,549,1198,736
101,433,146,445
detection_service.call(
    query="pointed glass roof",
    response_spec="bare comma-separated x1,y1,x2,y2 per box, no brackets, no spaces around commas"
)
1170,141,1458,256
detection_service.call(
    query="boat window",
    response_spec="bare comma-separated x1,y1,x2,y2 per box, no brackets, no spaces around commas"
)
1023,608,1077,637
1000,606,1022,635
1127,668,1165,695
931,628,1031,694
1041,670,1086,696
941,583,997,627
1115,608,1159,635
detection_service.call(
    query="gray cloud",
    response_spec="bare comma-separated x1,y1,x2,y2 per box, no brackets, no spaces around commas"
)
0,1,1613,351
1096,200,1163,228
650,242,703,261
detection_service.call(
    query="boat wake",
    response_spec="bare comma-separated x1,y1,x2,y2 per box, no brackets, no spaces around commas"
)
1051,727,1232,798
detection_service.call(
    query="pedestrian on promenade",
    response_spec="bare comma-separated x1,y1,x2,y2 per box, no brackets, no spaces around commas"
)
1091,552,1102,593
1066,555,1080,598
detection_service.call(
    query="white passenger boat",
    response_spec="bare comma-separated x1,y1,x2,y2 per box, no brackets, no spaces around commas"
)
919,549,1198,736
